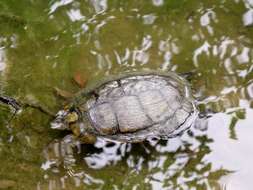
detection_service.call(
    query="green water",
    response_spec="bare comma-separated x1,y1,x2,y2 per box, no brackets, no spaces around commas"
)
0,0,253,189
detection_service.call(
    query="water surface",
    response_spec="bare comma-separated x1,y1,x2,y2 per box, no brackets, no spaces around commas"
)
0,0,253,189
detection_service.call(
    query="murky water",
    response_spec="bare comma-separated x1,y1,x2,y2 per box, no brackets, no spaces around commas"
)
0,0,253,189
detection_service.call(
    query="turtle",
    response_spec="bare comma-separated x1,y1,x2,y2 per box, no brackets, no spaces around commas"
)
50,70,198,144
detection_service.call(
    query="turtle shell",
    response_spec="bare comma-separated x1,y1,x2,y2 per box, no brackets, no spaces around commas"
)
75,71,198,142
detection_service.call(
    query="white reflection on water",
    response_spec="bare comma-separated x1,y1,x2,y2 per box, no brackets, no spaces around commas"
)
67,9,85,22
200,9,216,35
144,100,253,189
41,106,253,189
236,47,250,64
221,168,253,190
159,38,179,70
218,37,234,60
204,100,253,189
247,82,253,98
142,14,157,25
85,139,123,169
206,101,253,170
0,48,6,72
242,9,253,26
132,35,152,66
49,0,74,14
193,41,210,67
152,0,164,7
90,0,108,14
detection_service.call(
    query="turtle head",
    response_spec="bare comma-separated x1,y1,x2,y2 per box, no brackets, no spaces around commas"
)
51,106,80,130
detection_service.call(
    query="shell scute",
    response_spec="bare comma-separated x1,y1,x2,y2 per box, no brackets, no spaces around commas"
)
112,95,152,133
89,103,117,135
139,90,168,123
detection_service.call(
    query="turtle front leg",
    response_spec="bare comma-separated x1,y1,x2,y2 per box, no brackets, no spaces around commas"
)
43,133,97,170
69,123,97,144
43,134,81,169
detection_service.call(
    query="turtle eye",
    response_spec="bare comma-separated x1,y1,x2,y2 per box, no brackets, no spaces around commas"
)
69,106,76,112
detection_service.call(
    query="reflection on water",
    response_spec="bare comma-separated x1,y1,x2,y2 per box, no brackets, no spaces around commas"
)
0,0,253,189
0,48,6,72
42,119,230,190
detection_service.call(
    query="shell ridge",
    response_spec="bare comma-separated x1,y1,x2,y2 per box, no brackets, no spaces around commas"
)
167,111,192,137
